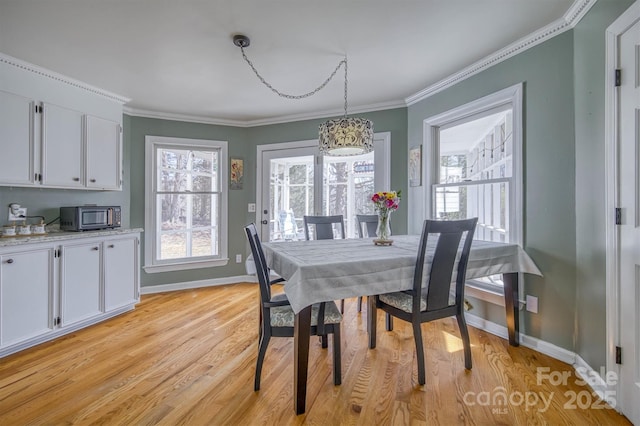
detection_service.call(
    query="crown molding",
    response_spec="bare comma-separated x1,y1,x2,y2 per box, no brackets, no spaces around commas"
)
124,98,407,128
0,52,130,105
405,0,597,106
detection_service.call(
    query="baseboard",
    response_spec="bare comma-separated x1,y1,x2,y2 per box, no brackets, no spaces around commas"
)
140,275,256,294
573,354,616,404
465,312,576,365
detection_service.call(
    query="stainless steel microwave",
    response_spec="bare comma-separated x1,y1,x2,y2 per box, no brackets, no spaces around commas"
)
60,206,122,231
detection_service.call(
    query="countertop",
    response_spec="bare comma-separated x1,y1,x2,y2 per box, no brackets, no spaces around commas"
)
0,227,144,247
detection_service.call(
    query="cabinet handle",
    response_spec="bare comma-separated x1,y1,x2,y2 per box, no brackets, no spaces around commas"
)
91,247,99,251
72,177,80,181
108,244,114,248
6,259,13,264
90,178,96,183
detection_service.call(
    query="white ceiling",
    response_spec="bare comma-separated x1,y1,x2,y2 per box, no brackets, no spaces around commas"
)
0,0,575,125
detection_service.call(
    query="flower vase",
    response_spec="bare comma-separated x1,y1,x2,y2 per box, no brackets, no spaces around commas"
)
376,210,392,242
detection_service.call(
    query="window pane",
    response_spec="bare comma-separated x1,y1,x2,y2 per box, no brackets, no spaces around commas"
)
159,194,187,230
192,229,214,257
289,164,307,184
160,232,187,260
440,110,512,183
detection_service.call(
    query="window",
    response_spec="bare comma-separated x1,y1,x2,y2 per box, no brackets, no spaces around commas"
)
424,84,523,289
144,136,228,272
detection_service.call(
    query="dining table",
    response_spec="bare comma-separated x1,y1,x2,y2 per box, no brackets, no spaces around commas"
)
262,235,542,414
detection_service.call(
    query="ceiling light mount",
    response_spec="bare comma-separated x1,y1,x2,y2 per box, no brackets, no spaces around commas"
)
232,34,250,48
232,33,373,156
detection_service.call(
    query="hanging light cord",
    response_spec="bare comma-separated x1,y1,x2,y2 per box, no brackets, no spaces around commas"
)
239,45,348,115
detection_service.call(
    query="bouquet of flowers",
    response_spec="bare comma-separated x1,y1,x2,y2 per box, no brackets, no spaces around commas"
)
371,191,401,212
371,191,401,241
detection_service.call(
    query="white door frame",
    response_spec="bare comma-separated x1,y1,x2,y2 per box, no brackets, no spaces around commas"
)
605,0,640,410
255,132,392,237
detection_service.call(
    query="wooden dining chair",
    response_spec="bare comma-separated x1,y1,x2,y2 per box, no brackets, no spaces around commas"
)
303,215,346,314
370,218,477,385
303,215,346,240
244,223,342,391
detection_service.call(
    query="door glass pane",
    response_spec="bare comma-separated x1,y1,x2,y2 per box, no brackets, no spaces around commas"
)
323,152,375,238
269,156,314,241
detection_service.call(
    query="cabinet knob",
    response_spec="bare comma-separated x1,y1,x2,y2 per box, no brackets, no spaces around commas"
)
91,247,99,251
6,259,13,264
72,177,80,181
90,178,96,183
108,244,114,248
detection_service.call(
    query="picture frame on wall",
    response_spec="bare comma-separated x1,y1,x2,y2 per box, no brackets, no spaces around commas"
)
409,145,422,187
230,158,244,190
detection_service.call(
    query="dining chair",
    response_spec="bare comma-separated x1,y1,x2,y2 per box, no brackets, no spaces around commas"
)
303,215,346,314
303,215,346,241
370,218,477,385
355,214,379,238
244,223,342,391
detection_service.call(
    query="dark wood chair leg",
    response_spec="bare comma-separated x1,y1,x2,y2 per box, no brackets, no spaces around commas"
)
332,326,341,385
412,321,426,385
254,333,270,391
456,313,472,370
357,296,363,312
385,313,393,331
321,334,328,348
368,296,377,349
340,299,345,314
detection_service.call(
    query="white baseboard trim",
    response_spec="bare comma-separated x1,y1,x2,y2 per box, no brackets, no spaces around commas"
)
140,275,256,294
573,354,615,403
465,312,576,365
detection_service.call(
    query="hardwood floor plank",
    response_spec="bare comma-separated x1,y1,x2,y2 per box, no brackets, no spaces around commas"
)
0,283,631,425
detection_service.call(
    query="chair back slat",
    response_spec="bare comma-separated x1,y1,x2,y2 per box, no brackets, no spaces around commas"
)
356,214,379,238
244,223,272,304
413,218,477,312
303,215,345,240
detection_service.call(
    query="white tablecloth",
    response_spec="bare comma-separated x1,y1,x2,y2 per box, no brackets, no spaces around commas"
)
263,235,542,314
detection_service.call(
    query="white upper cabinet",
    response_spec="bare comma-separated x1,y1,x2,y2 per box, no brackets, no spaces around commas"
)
42,103,85,188
0,53,128,191
85,115,122,190
0,91,35,186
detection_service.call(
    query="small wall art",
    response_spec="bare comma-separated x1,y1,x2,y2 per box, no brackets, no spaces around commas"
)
409,145,422,187
230,158,244,190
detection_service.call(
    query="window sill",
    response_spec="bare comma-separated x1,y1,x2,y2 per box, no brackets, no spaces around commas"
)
143,258,229,274
465,280,505,307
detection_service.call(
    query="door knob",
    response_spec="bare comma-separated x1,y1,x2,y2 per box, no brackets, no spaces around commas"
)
261,220,268,224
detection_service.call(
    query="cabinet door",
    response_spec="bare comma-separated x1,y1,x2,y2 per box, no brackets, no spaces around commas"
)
85,115,121,190
0,248,54,347
0,91,36,186
42,103,84,188
60,243,101,327
104,237,139,311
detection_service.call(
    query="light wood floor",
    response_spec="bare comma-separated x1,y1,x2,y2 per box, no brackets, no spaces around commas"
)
0,283,631,425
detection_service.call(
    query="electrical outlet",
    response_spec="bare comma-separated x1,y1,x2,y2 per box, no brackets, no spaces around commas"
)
526,295,538,313
235,254,242,263
7,206,27,222
248,203,256,213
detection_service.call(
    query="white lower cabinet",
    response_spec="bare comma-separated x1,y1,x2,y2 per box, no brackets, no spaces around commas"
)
0,247,55,347
0,231,140,357
60,242,102,327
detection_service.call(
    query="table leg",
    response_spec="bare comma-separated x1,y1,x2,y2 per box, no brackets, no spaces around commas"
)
503,272,520,347
368,296,377,349
294,305,312,415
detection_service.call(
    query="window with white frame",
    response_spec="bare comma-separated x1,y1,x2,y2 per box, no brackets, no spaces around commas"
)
144,136,228,273
425,84,523,288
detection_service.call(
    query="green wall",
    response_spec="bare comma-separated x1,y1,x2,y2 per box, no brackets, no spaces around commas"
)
408,32,577,349
573,0,634,369
126,108,408,288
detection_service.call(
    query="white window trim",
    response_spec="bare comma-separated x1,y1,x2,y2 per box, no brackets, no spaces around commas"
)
423,83,523,302
144,135,228,273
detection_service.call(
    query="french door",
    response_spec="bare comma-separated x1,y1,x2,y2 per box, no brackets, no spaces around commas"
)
256,134,390,242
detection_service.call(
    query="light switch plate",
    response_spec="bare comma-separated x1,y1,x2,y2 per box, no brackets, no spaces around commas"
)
248,203,256,213
526,295,538,313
